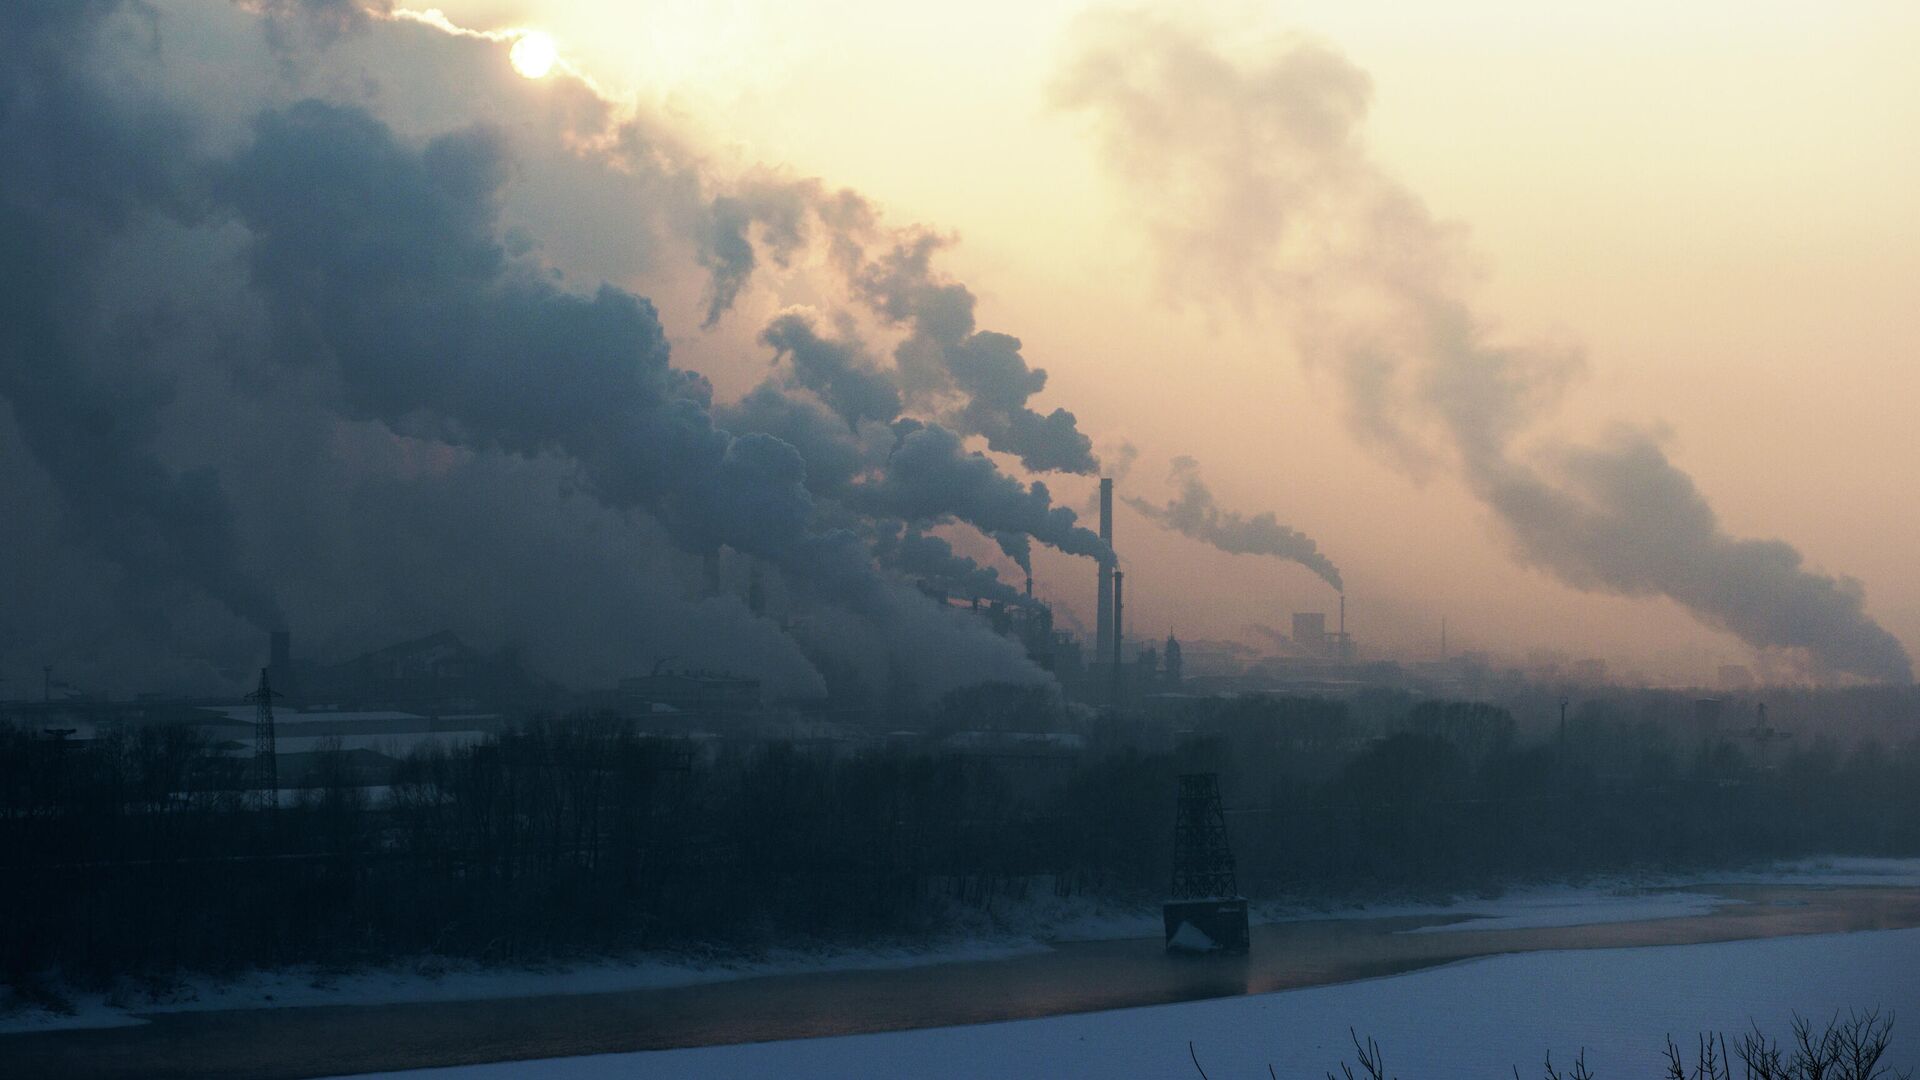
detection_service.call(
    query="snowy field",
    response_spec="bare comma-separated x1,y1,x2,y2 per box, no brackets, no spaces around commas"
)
5,856,1917,1037
335,928,1920,1080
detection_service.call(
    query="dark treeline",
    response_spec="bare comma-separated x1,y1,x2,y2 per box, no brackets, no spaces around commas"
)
3,689,1919,983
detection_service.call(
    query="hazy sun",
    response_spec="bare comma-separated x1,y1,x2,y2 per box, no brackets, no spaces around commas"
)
509,31,558,79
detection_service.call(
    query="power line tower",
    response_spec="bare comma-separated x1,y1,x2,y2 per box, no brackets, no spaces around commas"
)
1171,773,1237,899
245,667,281,809
1163,772,1249,953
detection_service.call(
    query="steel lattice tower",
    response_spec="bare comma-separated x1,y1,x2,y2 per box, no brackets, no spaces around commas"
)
1169,772,1238,900
245,667,280,808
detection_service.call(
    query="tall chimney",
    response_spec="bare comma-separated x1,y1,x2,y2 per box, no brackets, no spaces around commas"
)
1110,569,1125,708
1096,478,1114,662
1338,593,1347,662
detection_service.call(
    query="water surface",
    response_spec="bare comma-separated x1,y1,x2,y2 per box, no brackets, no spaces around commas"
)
6,885,1916,1080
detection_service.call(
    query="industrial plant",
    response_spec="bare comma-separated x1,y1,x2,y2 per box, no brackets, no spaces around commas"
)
5,2,1919,1073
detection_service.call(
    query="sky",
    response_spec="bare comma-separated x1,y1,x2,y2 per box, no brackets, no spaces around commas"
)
2,0,1915,694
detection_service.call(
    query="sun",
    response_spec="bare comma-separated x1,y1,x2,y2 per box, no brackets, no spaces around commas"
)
509,31,558,79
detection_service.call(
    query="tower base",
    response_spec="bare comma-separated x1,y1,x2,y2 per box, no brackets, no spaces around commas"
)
1163,898,1250,954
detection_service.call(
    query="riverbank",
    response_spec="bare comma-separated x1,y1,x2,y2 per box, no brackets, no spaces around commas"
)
5,872,1920,1079
4,856,1917,1038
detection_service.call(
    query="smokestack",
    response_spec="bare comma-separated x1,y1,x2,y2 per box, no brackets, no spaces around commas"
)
1338,593,1348,662
1110,569,1124,708
1096,477,1114,661
270,629,290,673
1025,572,1033,599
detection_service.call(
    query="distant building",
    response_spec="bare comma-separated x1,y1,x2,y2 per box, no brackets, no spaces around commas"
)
1291,612,1328,656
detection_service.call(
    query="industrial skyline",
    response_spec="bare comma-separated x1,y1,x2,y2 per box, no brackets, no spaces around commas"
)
2,0,1915,706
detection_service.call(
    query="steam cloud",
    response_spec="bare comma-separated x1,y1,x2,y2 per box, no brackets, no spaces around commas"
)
1057,10,1912,683
1127,457,1342,592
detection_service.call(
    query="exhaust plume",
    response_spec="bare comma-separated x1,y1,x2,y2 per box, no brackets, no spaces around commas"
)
1057,9,1912,683
1127,457,1342,593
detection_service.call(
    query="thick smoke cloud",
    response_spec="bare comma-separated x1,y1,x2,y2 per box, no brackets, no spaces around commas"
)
759,310,901,430
0,0,1059,699
0,1,283,640
854,422,1111,566
714,373,1099,581
218,99,1048,694
850,235,1100,475
1057,10,1912,683
1127,457,1342,592
872,522,1030,608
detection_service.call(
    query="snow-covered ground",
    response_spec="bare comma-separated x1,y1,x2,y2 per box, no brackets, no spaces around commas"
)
5,856,1917,1038
333,928,1920,1080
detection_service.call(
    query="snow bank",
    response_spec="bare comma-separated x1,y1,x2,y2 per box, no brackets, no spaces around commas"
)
0,939,1047,1037
334,928,1920,1079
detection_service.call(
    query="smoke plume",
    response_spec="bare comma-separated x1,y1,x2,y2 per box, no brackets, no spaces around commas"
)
1127,457,1342,592
1057,9,1912,683
850,234,1100,475
872,522,1031,608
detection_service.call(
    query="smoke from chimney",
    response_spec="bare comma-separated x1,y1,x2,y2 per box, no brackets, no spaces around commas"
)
1057,11,1911,683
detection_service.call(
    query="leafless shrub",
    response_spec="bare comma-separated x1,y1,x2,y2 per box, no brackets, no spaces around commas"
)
1188,1013,1908,1080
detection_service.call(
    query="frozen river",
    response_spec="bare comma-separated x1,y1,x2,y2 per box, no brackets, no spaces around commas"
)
6,883,1919,1079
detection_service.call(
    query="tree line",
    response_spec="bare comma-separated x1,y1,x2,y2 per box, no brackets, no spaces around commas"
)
3,689,1918,983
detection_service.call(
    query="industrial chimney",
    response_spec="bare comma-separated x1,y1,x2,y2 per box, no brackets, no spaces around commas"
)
1096,478,1114,662
1110,569,1125,708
